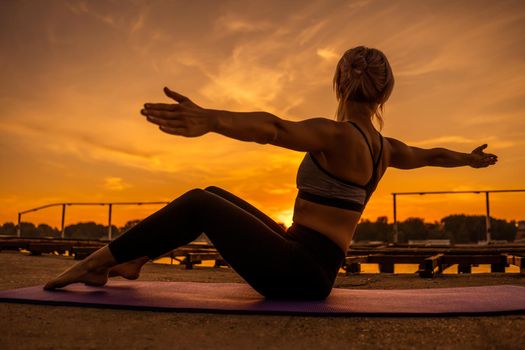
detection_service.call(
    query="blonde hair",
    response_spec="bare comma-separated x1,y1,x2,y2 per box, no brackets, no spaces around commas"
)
333,46,394,130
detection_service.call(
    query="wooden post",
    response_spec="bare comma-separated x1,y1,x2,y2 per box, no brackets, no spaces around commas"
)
61,204,66,239
379,262,394,273
485,192,491,243
393,193,398,243
17,212,21,237
108,203,113,240
491,263,506,273
344,256,367,275
347,263,361,274
458,263,471,274
418,253,443,278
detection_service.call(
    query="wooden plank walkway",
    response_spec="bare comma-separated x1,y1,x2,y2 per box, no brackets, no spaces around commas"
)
1,236,524,277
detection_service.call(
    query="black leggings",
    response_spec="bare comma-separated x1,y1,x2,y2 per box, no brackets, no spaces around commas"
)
107,186,345,300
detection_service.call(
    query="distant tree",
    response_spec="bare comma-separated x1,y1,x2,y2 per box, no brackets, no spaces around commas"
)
354,216,392,242
65,221,117,240
19,222,37,237
114,219,141,239
491,218,517,241
441,215,485,243
353,218,374,242
119,219,141,232
398,217,427,243
0,222,16,235
36,223,60,238
426,220,449,240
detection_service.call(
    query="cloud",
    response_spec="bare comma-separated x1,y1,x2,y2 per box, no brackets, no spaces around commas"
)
199,11,343,117
297,20,327,45
408,135,516,150
129,13,145,35
214,13,272,34
199,44,293,113
65,0,116,26
103,177,131,191
2,0,525,225
316,48,339,61
409,136,477,146
64,1,89,15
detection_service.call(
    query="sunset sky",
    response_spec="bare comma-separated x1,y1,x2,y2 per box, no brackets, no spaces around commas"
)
1,0,524,231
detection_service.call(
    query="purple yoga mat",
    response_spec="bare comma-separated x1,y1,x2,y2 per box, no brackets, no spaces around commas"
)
1,281,524,316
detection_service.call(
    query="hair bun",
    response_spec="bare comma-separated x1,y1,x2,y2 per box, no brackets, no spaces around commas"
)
332,46,395,130
352,62,367,76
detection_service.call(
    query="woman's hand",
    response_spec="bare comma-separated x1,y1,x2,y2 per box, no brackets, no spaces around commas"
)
141,87,215,137
468,144,498,168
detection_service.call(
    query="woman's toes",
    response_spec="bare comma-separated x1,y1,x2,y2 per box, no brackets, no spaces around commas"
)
43,265,109,290
43,281,57,291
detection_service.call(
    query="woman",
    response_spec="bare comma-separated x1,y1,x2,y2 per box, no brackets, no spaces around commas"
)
44,46,497,299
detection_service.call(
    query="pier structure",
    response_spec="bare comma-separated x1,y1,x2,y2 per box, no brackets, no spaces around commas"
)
3,188,524,278
392,189,525,244
16,201,170,240
1,236,524,278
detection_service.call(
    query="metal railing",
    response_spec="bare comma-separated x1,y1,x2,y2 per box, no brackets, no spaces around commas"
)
17,201,170,240
391,189,525,244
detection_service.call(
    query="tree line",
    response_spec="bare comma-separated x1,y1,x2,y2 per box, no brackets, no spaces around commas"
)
0,220,141,241
353,215,518,243
0,214,519,243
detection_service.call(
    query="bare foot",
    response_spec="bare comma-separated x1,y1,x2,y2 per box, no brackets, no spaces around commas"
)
44,262,109,290
44,245,117,291
108,257,149,280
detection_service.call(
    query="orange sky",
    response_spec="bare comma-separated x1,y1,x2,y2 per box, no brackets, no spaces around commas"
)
1,0,524,230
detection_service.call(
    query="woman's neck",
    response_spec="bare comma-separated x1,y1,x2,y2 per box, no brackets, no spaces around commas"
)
340,101,378,127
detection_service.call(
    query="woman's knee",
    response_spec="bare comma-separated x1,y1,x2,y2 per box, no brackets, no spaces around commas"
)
168,188,208,208
181,187,207,198
204,185,224,194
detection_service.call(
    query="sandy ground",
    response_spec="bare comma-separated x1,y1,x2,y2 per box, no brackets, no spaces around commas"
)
1,250,524,350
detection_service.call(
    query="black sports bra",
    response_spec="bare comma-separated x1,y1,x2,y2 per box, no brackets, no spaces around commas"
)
296,121,383,212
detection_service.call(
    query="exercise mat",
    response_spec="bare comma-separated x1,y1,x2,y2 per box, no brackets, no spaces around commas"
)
1,281,524,316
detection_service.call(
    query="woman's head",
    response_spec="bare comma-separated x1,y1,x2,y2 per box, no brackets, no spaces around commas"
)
333,46,394,130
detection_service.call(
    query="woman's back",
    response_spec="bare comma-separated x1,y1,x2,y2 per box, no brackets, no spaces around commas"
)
292,119,389,253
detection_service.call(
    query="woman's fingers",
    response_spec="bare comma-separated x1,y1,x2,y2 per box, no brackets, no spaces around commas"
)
144,103,180,111
472,144,488,154
145,114,184,128
472,144,487,153
141,108,181,119
164,87,190,103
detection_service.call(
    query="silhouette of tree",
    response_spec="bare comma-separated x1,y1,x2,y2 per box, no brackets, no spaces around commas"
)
354,216,392,242
120,219,141,232
64,221,119,240
36,223,60,238
19,222,37,237
114,219,141,239
491,218,517,241
441,215,485,243
0,214,520,243
0,222,16,235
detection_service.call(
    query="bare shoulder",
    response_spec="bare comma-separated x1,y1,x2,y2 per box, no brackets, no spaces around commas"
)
382,136,408,167
272,116,347,152
383,135,401,146
382,136,434,169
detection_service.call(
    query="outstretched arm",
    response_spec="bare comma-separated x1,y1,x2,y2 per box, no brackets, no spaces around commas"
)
386,137,498,169
141,87,344,153
209,109,346,152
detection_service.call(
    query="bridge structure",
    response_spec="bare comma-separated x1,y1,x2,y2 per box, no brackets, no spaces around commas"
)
3,188,524,278
16,201,170,240
391,189,525,244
